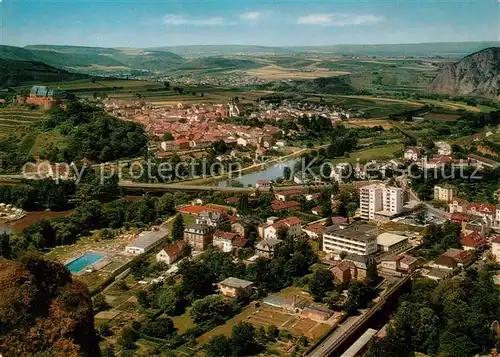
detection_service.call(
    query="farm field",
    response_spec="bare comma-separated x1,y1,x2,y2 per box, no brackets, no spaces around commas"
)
311,95,422,118
196,304,330,346
345,119,394,129
245,64,349,80
331,143,404,164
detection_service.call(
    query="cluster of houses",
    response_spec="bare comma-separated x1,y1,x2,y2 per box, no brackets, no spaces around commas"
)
433,183,500,229
103,99,291,154
248,100,354,122
404,145,499,170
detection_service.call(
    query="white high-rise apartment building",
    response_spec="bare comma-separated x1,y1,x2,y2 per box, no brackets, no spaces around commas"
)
360,184,404,220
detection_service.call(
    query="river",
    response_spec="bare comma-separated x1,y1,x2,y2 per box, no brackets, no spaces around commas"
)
0,210,73,233
216,158,299,188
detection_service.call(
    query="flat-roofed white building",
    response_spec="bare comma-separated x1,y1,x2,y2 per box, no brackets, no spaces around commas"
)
377,232,409,255
323,224,378,257
125,228,168,255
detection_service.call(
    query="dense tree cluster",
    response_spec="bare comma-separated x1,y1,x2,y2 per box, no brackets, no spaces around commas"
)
206,322,262,357
415,222,461,260
0,178,75,211
429,110,500,138
40,101,148,162
0,169,120,211
136,236,317,328
368,268,500,357
8,193,175,256
0,256,99,357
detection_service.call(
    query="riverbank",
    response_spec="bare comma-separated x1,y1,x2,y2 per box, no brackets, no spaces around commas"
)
0,210,73,233
176,148,309,187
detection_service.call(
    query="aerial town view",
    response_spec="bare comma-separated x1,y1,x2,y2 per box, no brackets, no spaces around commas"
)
0,0,499,356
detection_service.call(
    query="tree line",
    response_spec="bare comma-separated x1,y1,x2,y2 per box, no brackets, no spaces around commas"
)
367,267,500,357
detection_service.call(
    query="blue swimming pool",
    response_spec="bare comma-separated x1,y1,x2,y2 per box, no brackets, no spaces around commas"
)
66,253,104,273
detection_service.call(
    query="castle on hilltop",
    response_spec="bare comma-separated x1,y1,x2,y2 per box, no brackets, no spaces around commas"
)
17,85,69,110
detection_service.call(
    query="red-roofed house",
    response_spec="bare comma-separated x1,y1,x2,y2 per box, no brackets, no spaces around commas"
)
179,205,225,216
303,222,326,241
331,216,349,225
275,189,306,202
225,197,240,204
404,147,422,161
451,213,470,224
271,200,301,212
256,180,271,188
460,231,487,251
331,260,358,284
260,217,303,240
213,231,241,253
466,203,497,220
443,248,473,266
425,155,452,169
311,205,323,216
156,241,186,265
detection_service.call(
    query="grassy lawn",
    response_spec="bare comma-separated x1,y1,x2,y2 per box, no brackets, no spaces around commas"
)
170,311,196,334
164,213,196,231
331,144,402,164
197,305,258,344
30,130,66,154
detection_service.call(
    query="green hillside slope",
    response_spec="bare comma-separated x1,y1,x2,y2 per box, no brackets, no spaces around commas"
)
0,58,86,88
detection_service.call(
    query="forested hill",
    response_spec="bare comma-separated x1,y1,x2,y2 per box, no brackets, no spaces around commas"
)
0,256,99,356
0,58,86,88
39,101,149,163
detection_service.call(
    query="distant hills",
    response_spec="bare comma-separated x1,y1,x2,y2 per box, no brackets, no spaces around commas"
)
1,45,187,72
155,41,500,58
0,58,86,88
150,45,294,58
289,42,500,58
430,47,500,98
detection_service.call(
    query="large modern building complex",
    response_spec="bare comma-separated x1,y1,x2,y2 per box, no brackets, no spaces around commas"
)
322,224,378,257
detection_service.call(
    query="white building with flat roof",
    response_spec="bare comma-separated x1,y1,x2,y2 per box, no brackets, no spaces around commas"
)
377,232,409,255
323,224,378,257
360,184,404,221
125,228,168,255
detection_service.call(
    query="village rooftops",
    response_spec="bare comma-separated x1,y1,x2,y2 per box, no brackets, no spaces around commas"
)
214,231,239,240
179,205,225,215
468,203,497,213
271,217,303,229
256,238,283,248
271,200,300,211
218,277,254,289
460,231,487,248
